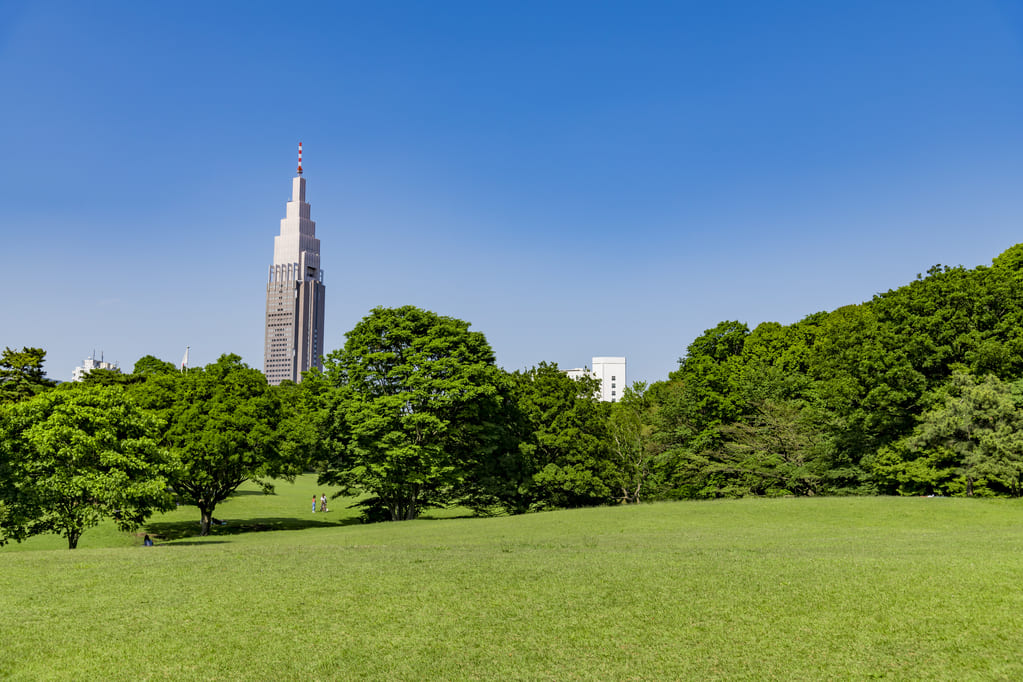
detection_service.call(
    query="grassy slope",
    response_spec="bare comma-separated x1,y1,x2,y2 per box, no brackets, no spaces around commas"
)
0,474,358,551
3,483,1023,680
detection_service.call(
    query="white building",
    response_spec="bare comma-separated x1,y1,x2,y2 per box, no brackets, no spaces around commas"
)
71,352,120,382
564,356,627,402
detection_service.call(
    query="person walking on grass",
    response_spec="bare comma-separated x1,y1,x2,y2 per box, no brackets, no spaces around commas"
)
320,494,328,513
312,495,317,513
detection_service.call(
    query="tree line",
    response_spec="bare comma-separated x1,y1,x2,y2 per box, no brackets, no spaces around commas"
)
0,307,629,548
637,243,1023,499
5,244,1023,547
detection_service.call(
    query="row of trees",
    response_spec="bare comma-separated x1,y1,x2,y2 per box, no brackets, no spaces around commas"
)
0,352,299,546
6,244,1023,546
625,244,1023,499
0,307,634,547
294,306,629,520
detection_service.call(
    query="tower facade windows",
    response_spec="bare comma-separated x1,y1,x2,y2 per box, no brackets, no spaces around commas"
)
263,144,326,385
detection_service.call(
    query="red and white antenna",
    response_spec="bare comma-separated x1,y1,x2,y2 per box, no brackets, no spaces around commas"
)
297,142,303,175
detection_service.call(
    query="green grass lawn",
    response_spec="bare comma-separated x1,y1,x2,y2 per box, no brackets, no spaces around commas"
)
4,481,1023,679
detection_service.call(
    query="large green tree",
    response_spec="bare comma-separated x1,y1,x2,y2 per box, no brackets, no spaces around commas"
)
0,384,173,548
0,347,56,404
607,382,657,504
648,322,752,498
510,363,616,509
712,398,826,497
872,372,1023,496
132,354,293,535
132,355,178,377
454,369,531,516
276,369,332,470
320,306,504,521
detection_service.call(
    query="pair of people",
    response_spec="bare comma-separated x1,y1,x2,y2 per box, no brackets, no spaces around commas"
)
313,494,328,513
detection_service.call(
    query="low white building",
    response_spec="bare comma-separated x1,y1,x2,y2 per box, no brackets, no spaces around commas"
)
564,356,626,402
71,352,120,382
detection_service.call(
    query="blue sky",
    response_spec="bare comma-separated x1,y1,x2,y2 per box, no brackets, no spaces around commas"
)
3,1,1023,384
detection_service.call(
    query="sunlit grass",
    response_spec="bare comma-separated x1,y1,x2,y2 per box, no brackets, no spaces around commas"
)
4,485,1023,679
0,473,357,551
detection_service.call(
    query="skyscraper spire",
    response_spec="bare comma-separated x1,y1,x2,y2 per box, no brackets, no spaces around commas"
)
264,143,325,385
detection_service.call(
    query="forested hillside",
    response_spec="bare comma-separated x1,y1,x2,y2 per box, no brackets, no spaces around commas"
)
635,243,1023,498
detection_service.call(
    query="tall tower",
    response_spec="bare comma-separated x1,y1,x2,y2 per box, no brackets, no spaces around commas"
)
263,142,326,385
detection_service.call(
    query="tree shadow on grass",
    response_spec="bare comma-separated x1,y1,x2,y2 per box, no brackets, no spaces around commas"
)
418,513,478,521
157,540,231,547
146,516,362,541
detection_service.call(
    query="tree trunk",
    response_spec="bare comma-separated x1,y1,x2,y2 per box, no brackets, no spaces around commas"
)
387,494,420,521
404,487,420,520
199,507,213,536
67,532,80,550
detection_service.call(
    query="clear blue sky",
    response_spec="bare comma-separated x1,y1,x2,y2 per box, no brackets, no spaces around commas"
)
3,1,1023,384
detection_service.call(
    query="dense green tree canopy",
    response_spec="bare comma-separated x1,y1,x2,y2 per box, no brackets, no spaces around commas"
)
642,244,1023,500
509,363,616,509
79,368,137,387
132,355,178,377
607,382,657,504
0,347,56,404
132,354,292,535
0,384,173,548
276,370,331,470
872,372,1023,496
319,306,505,521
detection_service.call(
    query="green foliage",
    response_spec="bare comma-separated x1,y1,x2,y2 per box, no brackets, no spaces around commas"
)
679,320,749,365
643,378,713,499
132,355,178,376
0,384,173,548
320,306,505,521
712,399,826,496
79,368,138,386
991,243,1023,273
132,354,292,535
664,321,754,455
0,347,56,404
874,372,1023,496
509,363,617,509
455,370,533,516
275,370,331,470
643,244,1023,499
607,382,657,503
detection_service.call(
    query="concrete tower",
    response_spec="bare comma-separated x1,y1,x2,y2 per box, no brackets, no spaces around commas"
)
263,143,326,385
591,357,626,403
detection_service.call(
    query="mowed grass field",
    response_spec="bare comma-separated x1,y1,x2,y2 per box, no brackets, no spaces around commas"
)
4,478,1023,680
